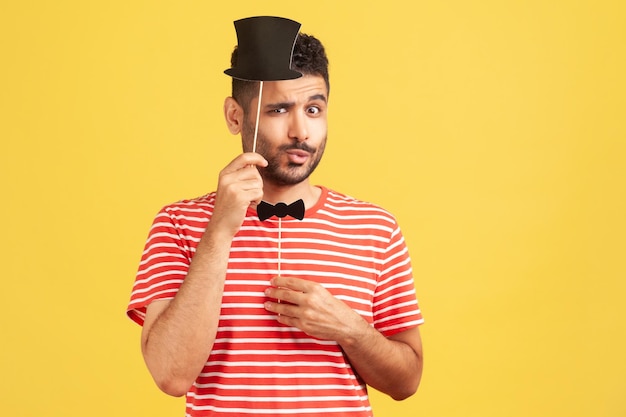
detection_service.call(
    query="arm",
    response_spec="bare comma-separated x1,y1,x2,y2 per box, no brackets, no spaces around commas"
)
141,153,267,397
340,321,423,400
264,276,423,400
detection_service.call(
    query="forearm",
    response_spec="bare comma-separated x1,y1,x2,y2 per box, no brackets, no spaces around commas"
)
264,276,423,400
141,225,233,396
340,320,423,400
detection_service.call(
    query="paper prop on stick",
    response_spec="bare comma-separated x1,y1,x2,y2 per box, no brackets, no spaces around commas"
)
224,16,305,276
224,16,302,154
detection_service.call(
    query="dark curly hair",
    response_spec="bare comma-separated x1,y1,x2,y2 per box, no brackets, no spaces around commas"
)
230,33,330,112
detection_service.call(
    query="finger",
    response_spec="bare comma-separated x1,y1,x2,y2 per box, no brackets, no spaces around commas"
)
270,276,309,292
217,163,264,194
221,152,268,176
265,286,302,304
234,173,263,191
216,172,263,203
267,307,299,329
264,300,299,318
275,314,296,328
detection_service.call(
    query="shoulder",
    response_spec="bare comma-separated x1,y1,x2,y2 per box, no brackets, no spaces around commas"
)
154,192,217,224
159,192,216,212
322,187,399,225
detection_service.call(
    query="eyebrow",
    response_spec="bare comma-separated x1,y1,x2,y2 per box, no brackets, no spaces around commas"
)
309,94,328,103
265,94,328,110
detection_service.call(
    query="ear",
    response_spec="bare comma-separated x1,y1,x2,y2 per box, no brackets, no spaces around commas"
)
224,97,244,135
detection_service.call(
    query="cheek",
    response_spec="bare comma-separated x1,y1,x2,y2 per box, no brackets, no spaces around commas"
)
310,119,328,143
240,123,256,152
261,119,285,138
309,124,328,150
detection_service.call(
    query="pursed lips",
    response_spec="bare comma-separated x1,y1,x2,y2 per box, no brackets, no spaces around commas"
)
285,149,310,164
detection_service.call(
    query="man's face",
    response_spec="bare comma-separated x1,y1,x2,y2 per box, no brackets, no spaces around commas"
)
241,75,328,186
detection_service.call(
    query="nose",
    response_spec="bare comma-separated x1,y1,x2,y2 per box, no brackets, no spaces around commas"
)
288,111,308,142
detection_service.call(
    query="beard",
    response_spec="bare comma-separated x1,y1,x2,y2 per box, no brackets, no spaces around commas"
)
242,120,327,186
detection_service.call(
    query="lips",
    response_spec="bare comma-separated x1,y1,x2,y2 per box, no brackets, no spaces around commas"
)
286,149,310,164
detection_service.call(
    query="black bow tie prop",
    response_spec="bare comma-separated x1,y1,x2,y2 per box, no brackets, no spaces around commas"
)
257,199,305,221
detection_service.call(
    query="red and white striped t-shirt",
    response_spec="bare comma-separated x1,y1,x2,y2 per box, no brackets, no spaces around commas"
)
127,186,423,416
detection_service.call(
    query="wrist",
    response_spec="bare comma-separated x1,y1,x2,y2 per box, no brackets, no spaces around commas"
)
203,218,238,242
339,314,372,349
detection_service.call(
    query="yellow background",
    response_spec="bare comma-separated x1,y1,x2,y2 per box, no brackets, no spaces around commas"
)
1,1,625,416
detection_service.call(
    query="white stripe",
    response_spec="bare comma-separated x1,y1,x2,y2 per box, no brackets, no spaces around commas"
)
215,326,315,332
231,246,386,265
130,278,184,295
133,271,185,289
214,337,337,345
136,260,188,277
380,254,411,277
186,404,371,415
193,382,364,391
377,318,424,332
141,241,184,256
236,225,390,243
374,299,418,315
168,213,211,222
225,268,376,284
199,372,357,380
187,393,368,403
209,349,344,357
374,288,416,306
374,309,421,325
129,289,175,305
231,239,387,254
139,250,187,267
150,220,205,234
228,257,380,279
376,281,415,305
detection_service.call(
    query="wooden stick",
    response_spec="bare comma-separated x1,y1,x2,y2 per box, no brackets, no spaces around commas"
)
277,218,282,277
252,81,263,153
277,218,282,304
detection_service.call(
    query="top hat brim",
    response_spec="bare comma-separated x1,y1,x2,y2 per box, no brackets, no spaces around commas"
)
224,67,302,82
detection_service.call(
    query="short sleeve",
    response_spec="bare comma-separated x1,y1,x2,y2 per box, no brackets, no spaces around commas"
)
372,225,424,337
126,207,192,325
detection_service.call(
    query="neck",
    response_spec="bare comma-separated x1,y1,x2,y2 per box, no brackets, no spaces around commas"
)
262,181,321,209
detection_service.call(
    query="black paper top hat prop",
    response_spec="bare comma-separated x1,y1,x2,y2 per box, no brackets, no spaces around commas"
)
224,16,303,81
224,16,303,154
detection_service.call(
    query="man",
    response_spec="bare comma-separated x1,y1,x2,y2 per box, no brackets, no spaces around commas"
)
128,18,423,416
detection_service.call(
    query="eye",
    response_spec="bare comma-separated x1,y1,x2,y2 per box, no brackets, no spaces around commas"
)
307,106,321,115
267,107,286,116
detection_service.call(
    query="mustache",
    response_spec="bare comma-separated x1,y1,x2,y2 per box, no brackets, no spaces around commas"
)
279,142,317,153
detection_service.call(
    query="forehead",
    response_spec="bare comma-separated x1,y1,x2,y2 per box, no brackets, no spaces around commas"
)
262,75,328,102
